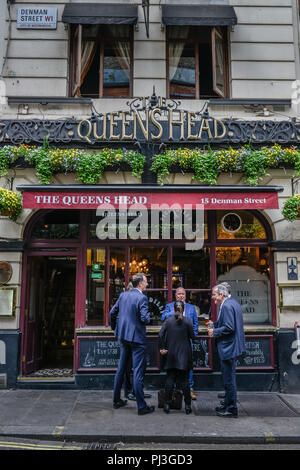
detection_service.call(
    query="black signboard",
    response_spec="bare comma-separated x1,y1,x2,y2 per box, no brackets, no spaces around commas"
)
77,336,160,371
1,96,299,146
77,335,212,371
192,337,213,370
236,335,274,370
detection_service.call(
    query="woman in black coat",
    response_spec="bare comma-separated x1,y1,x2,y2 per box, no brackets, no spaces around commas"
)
159,300,196,414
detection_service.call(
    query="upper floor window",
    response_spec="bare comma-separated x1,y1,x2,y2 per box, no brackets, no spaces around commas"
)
70,24,133,98
167,26,228,100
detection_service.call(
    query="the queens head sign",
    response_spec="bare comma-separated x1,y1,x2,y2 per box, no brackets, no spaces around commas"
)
1,95,299,146
77,96,227,144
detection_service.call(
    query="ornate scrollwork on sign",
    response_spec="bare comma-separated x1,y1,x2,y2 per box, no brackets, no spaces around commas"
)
127,95,181,112
1,98,300,145
0,119,77,145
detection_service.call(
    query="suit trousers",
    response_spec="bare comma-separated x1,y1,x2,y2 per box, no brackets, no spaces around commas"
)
165,369,191,406
114,339,147,410
220,358,238,413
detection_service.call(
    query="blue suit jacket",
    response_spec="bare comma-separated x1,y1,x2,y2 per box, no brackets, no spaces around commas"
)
162,302,198,336
109,288,150,345
213,297,246,361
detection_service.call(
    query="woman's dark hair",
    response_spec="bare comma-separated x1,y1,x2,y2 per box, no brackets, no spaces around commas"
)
174,300,184,324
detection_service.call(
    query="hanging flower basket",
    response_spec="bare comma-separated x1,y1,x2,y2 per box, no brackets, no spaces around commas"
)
282,194,300,222
0,188,23,221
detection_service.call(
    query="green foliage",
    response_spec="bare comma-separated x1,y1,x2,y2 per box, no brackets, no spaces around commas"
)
0,187,22,221
0,145,145,184
1,143,300,188
152,144,300,186
282,194,300,222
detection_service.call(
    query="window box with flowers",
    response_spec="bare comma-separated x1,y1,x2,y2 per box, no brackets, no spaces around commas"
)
0,145,145,185
0,187,22,221
151,144,300,186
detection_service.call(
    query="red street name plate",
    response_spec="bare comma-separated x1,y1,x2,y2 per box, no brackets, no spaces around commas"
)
22,191,279,210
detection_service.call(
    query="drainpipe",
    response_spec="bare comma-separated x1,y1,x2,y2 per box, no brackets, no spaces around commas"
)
291,0,300,114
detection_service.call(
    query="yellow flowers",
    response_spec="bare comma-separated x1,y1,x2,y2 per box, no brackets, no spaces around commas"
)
0,187,22,221
152,144,300,186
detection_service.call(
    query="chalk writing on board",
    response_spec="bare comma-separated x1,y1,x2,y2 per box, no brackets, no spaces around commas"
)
79,337,160,369
236,337,273,368
192,339,210,368
81,339,120,368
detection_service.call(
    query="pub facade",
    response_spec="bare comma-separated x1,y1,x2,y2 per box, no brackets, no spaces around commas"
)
0,0,300,392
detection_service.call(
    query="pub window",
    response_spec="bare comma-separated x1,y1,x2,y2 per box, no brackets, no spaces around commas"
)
70,24,132,98
216,246,271,324
167,26,228,99
86,248,107,326
31,210,80,239
216,211,267,239
130,246,168,326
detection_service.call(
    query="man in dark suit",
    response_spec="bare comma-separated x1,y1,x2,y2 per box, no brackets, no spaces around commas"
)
208,284,246,418
109,273,155,416
162,287,198,400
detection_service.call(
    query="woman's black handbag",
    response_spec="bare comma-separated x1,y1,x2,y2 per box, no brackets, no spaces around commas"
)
157,388,183,410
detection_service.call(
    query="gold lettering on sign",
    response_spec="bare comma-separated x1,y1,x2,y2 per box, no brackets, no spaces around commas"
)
77,119,92,144
214,119,226,139
198,119,213,140
187,112,197,140
150,109,163,141
77,105,228,143
133,110,149,140
169,110,185,140
121,111,133,140
93,118,107,140
109,112,120,140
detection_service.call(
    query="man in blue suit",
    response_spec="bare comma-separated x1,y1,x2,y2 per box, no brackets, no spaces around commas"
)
161,287,198,400
208,284,246,418
109,273,155,416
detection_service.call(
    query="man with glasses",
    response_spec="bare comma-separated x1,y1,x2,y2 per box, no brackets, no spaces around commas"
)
208,284,245,418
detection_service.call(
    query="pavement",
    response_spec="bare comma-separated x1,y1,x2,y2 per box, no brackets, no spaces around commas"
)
1,389,300,445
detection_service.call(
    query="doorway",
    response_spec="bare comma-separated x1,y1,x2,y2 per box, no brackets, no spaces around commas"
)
22,256,76,377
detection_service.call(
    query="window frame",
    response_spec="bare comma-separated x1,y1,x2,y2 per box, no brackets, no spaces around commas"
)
166,25,229,100
24,209,275,328
69,24,134,99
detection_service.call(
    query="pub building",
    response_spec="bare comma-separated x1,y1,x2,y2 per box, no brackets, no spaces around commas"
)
0,0,300,392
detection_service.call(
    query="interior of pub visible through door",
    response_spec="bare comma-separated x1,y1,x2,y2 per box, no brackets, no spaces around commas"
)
19,205,275,378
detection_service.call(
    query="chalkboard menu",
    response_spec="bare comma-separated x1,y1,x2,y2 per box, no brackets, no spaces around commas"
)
78,336,160,371
236,335,274,369
77,335,212,371
192,337,213,370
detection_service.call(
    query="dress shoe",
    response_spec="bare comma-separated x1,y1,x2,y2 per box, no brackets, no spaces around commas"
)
216,410,238,418
138,405,155,416
185,405,192,415
163,403,170,414
217,392,225,399
190,390,197,400
127,392,136,401
215,405,226,412
113,399,127,409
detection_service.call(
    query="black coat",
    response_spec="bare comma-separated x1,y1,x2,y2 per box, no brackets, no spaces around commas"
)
159,316,196,371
